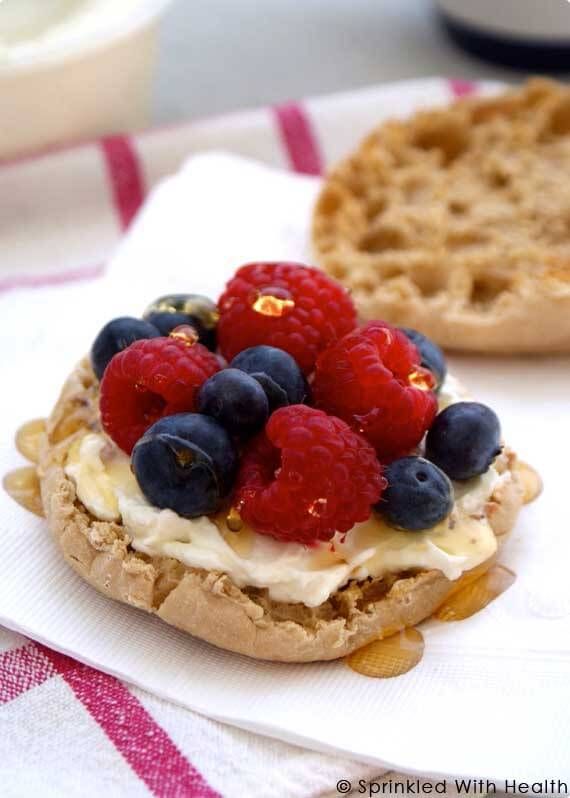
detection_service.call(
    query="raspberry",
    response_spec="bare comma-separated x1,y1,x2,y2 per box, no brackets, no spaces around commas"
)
217,262,357,374
313,321,437,461
100,337,221,454
234,405,384,544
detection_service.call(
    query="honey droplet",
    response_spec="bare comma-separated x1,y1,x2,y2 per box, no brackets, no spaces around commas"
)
211,506,254,557
3,466,44,517
434,564,516,622
169,324,199,345
252,287,295,318
516,461,543,505
226,506,243,532
346,628,424,679
308,498,327,517
408,367,435,391
15,418,46,464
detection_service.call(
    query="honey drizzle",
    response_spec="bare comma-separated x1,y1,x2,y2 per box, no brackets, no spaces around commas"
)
434,564,516,622
347,557,516,678
346,628,424,679
3,466,44,517
516,461,543,505
212,507,255,557
440,555,496,599
15,418,46,464
4,419,48,517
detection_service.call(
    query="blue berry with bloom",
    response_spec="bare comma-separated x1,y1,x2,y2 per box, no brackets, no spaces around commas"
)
132,413,237,517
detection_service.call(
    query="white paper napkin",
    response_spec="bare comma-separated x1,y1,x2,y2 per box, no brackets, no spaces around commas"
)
1,154,568,782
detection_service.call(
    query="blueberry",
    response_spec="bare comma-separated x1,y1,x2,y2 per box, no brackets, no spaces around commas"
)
197,368,269,438
425,401,502,481
143,294,218,351
400,327,447,391
230,345,308,411
375,456,453,531
145,311,196,336
132,413,237,517
91,316,160,380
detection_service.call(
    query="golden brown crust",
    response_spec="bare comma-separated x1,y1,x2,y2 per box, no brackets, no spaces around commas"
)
312,78,570,353
38,360,525,662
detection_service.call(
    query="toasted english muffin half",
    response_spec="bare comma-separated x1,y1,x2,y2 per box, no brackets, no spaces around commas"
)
38,359,526,662
312,78,570,353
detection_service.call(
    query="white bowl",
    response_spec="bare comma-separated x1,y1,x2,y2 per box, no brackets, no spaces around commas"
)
0,0,174,160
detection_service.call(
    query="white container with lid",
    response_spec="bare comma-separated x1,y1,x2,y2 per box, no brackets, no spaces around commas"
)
0,0,174,160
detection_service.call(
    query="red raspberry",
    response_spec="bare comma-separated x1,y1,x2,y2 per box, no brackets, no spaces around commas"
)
313,321,437,461
234,405,384,544
100,337,221,454
217,262,357,374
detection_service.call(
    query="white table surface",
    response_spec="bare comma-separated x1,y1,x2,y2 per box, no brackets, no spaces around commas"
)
153,0,526,124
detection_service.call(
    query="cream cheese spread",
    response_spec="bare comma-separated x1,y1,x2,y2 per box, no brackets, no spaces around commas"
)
65,375,506,607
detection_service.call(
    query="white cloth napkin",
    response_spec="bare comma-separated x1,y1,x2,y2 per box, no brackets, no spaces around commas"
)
1,153,568,787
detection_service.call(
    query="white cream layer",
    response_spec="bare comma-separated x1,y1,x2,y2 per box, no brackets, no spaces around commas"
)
65,375,504,607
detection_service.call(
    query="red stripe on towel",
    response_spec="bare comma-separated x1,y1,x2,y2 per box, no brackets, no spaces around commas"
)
448,79,478,98
273,102,324,175
100,136,146,230
40,646,220,798
0,643,219,797
0,263,104,294
0,644,55,704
